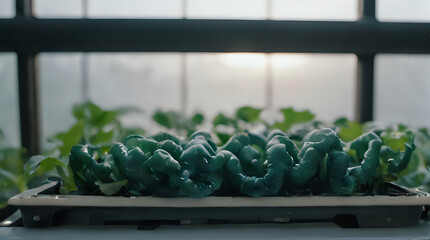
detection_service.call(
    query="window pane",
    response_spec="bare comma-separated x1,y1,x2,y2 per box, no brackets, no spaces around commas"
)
186,0,266,19
34,0,84,18
272,54,356,121
87,53,182,129
377,0,430,22
39,53,84,150
34,0,182,18
88,0,182,18
186,53,266,119
0,53,20,147
0,0,14,18
38,53,181,149
272,0,358,21
375,55,430,127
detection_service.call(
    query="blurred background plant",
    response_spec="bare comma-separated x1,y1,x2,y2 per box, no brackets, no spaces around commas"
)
0,101,145,208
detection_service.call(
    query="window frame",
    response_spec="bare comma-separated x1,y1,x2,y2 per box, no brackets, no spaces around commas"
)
1,0,429,156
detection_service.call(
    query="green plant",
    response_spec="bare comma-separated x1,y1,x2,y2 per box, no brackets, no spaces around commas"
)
152,110,204,137
17,102,145,195
64,127,415,198
0,134,26,209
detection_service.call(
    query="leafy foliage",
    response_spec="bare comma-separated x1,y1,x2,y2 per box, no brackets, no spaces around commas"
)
0,101,145,208
152,110,205,137
2,103,430,207
272,107,315,132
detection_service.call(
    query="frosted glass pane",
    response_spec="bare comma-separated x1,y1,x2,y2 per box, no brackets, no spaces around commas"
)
88,53,182,131
88,0,182,18
39,53,182,143
377,0,430,22
39,54,84,149
0,0,14,18
375,55,430,127
0,53,19,147
34,0,84,18
187,53,266,119
187,0,266,19
272,0,358,21
272,54,356,121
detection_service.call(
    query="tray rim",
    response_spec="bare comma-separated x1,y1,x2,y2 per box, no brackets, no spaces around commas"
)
8,182,430,208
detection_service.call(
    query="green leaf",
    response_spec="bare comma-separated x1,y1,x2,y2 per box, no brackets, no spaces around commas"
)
380,131,409,152
272,107,315,132
235,106,263,123
0,168,22,209
73,101,120,127
214,131,233,146
191,113,205,126
0,147,26,175
90,110,119,127
152,110,174,129
52,121,85,156
57,165,77,194
24,156,66,176
333,117,348,127
212,113,237,127
336,121,364,142
90,130,115,145
97,180,128,195
119,127,146,141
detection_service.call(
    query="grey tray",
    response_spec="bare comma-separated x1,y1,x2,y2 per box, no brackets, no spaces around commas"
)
8,182,430,228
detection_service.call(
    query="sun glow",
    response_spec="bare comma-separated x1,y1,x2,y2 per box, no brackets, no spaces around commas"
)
219,53,266,68
219,53,307,69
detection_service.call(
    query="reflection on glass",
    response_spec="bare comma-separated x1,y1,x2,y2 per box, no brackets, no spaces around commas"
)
0,53,20,147
272,54,356,121
377,0,430,22
375,55,430,127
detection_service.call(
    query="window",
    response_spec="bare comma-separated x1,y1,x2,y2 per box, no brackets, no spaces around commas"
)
0,0,14,18
0,53,20,147
34,0,358,20
377,0,430,22
375,54,430,127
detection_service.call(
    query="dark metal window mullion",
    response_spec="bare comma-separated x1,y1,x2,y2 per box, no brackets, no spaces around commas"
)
355,0,376,123
16,0,41,156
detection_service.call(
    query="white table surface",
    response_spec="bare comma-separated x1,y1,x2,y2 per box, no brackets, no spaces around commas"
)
1,221,430,240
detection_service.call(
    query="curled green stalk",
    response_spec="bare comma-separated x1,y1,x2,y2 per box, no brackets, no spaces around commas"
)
326,151,355,195
387,140,416,174
223,132,293,197
69,145,114,194
288,128,343,187
141,149,183,196
221,132,268,177
225,143,292,197
66,127,415,198
348,132,383,185
120,133,184,196
179,131,228,198
110,143,148,195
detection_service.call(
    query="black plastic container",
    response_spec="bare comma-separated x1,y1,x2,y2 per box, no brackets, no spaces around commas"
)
8,182,430,228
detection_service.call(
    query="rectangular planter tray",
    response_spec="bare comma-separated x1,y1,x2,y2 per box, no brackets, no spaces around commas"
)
8,182,430,228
